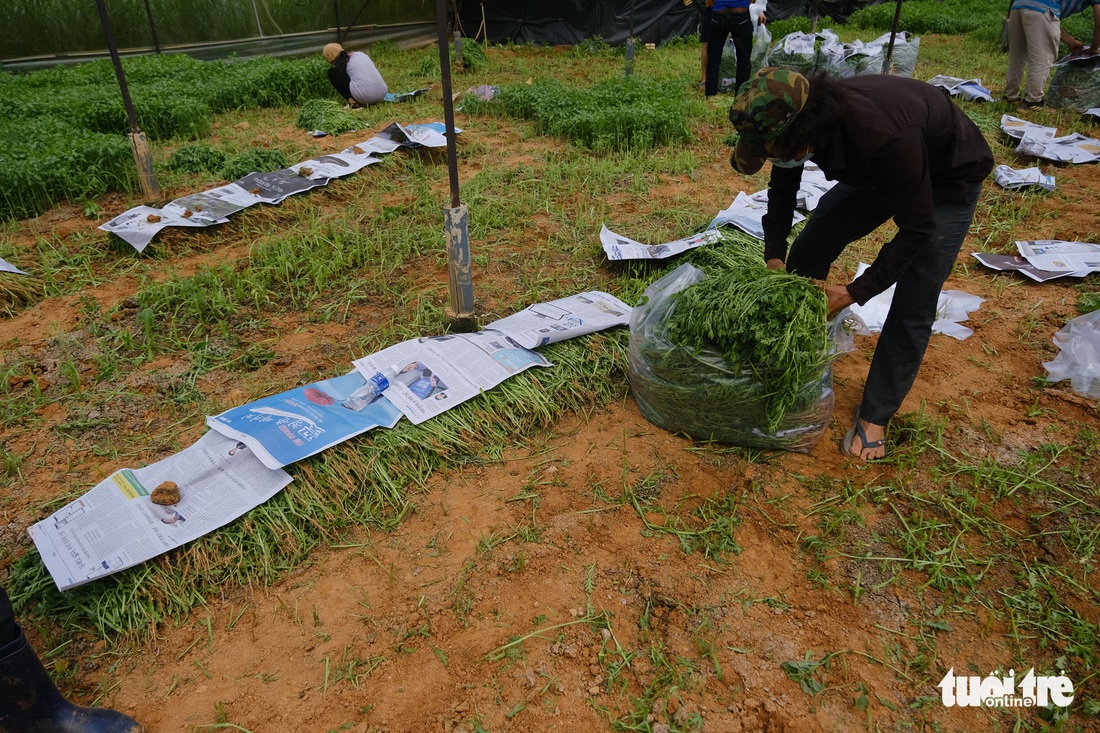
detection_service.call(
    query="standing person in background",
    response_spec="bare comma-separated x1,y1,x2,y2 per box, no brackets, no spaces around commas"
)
704,0,765,97
322,42,388,108
0,587,142,732
699,0,713,89
1059,0,1100,54
1003,0,1062,107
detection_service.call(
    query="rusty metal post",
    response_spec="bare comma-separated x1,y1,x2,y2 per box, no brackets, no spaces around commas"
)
95,0,159,202
882,0,905,74
436,0,476,332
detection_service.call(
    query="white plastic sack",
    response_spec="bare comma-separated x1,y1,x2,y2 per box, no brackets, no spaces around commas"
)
1043,310,1100,398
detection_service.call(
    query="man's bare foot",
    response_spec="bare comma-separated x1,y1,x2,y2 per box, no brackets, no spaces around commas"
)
842,416,886,460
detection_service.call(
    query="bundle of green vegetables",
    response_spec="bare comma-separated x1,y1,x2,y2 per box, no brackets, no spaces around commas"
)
627,234,840,452
296,99,368,136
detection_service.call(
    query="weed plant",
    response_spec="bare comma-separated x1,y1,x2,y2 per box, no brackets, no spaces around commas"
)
165,143,228,174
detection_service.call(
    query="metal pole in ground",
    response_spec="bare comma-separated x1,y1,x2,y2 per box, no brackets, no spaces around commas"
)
94,0,159,202
141,0,161,53
883,0,905,73
436,0,476,332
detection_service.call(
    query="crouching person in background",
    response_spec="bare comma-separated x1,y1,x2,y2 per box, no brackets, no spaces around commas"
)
323,42,388,107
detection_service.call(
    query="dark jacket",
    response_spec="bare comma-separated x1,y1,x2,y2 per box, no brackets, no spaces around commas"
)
327,53,352,101
762,75,994,304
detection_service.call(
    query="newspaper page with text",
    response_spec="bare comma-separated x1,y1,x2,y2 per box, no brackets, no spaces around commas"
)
28,431,292,591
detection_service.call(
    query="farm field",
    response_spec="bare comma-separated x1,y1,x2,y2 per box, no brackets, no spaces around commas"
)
1,13,1099,733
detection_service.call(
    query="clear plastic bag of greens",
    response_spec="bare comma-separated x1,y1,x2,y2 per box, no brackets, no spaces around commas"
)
1047,56,1100,113
1043,309,1100,398
627,263,858,453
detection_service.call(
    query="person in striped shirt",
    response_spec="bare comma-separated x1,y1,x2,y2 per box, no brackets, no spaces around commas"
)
1005,0,1100,106
1059,0,1100,54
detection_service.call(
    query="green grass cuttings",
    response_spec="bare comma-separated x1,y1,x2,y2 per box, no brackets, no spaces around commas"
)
473,76,702,152
8,330,630,640
165,143,228,174
0,273,43,316
457,39,488,72
218,149,291,181
296,99,369,135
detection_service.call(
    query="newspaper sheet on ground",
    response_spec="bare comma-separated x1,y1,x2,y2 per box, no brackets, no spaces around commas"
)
372,122,456,150
600,225,720,261
289,153,382,180
28,431,292,591
971,253,1071,282
1087,108,1100,120
163,183,259,223
99,205,230,253
1016,240,1100,274
384,88,430,103
206,371,404,470
849,263,983,339
1,257,28,275
750,162,837,212
927,75,994,102
993,165,1056,191
233,168,330,204
708,191,805,239
1002,114,1100,162
484,291,633,348
353,331,551,425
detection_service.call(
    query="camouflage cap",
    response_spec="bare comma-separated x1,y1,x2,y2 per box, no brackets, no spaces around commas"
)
727,67,810,175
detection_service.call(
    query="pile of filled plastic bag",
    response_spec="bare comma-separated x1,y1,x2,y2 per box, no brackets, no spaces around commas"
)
766,29,920,79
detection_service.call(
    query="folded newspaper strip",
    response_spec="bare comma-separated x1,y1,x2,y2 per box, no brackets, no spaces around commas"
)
484,291,632,348
750,162,837,212
1016,240,1100,275
600,225,720,261
29,431,292,592
99,122,454,251
1000,115,1100,164
207,371,404,470
993,165,1055,191
971,253,1070,282
927,75,994,102
0,257,28,275
709,191,806,239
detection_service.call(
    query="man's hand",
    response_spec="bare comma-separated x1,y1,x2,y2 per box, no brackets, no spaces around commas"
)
766,258,785,271
759,12,767,25
824,283,854,316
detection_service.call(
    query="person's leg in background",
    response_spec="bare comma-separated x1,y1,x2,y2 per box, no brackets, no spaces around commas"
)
730,13,755,93
705,12,733,97
1020,8,1060,104
0,586,142,732
1003,8,1029,101
857,184,983,456
699,6,712,88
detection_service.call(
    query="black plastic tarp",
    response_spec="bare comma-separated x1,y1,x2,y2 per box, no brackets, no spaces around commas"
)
456,0,700,46
456,0,889,46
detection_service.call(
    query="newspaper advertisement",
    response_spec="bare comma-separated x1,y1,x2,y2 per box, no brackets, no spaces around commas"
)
1016,240,1100,274
289,152,382,181
99,205,229,253
233,168,330,204
600,225,720,261
750,162,837,212
1002,115,1100,163
927,75,994,102
484,291,633,348
164,183,259,223
206,371,404,470
27,431,292,592
992,165,1056,191
709,191,805,239
1,257,28,275
353,331,551,425
970,253,1070,282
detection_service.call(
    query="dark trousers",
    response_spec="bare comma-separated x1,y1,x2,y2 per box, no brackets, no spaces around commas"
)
705,11,753,97
786,181,983,426
0,587,15,646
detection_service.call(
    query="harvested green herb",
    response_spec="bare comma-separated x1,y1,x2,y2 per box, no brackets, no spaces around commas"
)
165,143,228,174
628,233,835,451
296,99,368,135
219,149,290,181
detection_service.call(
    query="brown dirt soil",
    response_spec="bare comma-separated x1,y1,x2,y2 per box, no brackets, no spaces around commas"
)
2,46,1100,733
